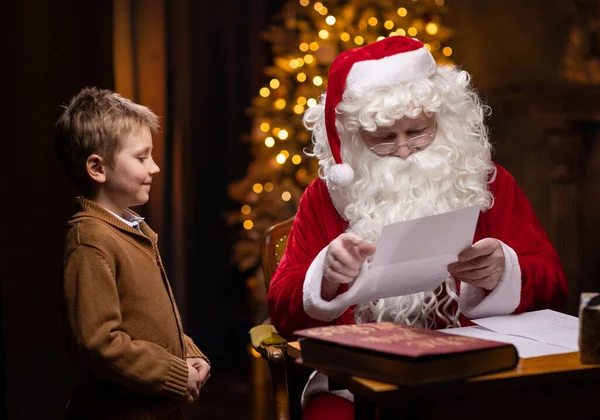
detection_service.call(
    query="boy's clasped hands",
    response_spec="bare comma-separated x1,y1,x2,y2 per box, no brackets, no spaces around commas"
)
185,358,211,403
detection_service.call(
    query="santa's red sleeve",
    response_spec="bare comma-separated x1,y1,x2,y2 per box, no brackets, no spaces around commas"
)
459,164,568,318
268,179,354,339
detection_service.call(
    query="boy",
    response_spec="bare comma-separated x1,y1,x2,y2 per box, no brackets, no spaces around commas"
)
54,87,210,419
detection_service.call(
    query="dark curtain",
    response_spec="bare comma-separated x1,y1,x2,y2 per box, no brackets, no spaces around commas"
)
185,0,276,373
5,1,114,419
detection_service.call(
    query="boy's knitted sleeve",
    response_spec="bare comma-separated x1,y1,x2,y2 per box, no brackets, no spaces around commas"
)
183,334,210,365
62,244,188,400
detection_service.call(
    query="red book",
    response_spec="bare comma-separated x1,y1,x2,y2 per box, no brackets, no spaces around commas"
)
294,322,518,386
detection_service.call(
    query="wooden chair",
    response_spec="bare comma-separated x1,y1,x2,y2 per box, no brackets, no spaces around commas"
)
249,216,297,420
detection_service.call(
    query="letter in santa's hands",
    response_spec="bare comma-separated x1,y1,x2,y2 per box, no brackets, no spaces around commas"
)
340,205,481,306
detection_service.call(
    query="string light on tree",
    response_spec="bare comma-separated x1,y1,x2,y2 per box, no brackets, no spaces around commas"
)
228,0,455,289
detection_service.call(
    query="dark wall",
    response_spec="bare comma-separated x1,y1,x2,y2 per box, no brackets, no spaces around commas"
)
448,0,571,91
446,0,572,201
5,2,113,419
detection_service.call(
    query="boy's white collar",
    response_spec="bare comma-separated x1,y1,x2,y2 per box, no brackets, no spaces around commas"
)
105,208,145,229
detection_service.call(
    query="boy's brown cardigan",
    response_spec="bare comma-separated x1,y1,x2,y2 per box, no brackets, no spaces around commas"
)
61,197,208,419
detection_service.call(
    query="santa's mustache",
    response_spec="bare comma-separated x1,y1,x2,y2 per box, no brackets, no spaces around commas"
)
410,144,453,180
352,141,456,195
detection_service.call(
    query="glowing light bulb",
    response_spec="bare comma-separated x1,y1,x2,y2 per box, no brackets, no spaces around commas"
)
425,22,438,35
269,79,280,89
397,7,407,17
274,99,286,110
243,220,253,230
297,72,307,82
260,122,270,132
259,88,270,97
278,130,289,140
340,32,350,42
252,183,263,193
443,46,452,56
264,137,275,147
326,15,336,25
241,205,251,215
281,191,292,202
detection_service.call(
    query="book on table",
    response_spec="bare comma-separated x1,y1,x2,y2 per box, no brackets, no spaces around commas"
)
294,322,519,386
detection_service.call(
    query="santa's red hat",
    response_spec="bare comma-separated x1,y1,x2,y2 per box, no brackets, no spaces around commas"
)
324,36,437,186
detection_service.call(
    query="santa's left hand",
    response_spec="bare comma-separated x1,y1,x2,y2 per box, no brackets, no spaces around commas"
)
447,238,505,291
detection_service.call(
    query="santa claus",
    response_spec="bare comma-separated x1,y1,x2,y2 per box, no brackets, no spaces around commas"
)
267,35,567,419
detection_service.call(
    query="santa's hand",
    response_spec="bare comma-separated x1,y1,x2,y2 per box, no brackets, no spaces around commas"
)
322,233,376,300
447,238,505,291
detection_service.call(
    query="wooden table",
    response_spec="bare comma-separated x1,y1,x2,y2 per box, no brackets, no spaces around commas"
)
288,341,600,419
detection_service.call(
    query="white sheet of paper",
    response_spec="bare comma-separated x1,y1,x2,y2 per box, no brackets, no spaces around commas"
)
440,326,576,358
342,205,481,305
471,309,579,350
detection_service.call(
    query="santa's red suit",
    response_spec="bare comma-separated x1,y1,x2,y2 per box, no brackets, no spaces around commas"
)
269,163,567,339
267,163,568,419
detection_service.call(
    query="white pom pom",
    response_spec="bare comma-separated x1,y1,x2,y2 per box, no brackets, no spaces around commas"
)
328,163,354,186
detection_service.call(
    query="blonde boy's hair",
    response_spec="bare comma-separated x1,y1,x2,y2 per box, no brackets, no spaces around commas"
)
53,87,160,190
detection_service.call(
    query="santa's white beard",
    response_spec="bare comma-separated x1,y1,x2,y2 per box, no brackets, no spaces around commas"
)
339,133,493,328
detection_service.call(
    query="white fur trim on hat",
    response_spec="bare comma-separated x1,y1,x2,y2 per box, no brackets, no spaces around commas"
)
346,45,437,93
459,240,522,318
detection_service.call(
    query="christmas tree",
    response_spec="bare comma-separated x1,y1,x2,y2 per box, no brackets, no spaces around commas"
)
228,0,455,322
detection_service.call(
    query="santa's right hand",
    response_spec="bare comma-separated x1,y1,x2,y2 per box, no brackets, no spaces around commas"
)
323,233,377,285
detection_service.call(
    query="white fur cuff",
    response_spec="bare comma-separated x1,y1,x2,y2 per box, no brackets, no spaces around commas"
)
459,240,521,319
303,246,368,321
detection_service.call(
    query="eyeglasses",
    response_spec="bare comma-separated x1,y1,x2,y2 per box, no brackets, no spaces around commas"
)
366,121,437,156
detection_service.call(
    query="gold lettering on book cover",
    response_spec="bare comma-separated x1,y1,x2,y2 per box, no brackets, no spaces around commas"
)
359,333,476,348
303,322,482,350
304,322,397,337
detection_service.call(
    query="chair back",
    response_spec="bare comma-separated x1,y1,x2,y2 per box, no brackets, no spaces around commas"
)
260,216,295,291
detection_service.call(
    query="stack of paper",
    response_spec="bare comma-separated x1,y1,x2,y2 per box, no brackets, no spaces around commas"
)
440,310,579,358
